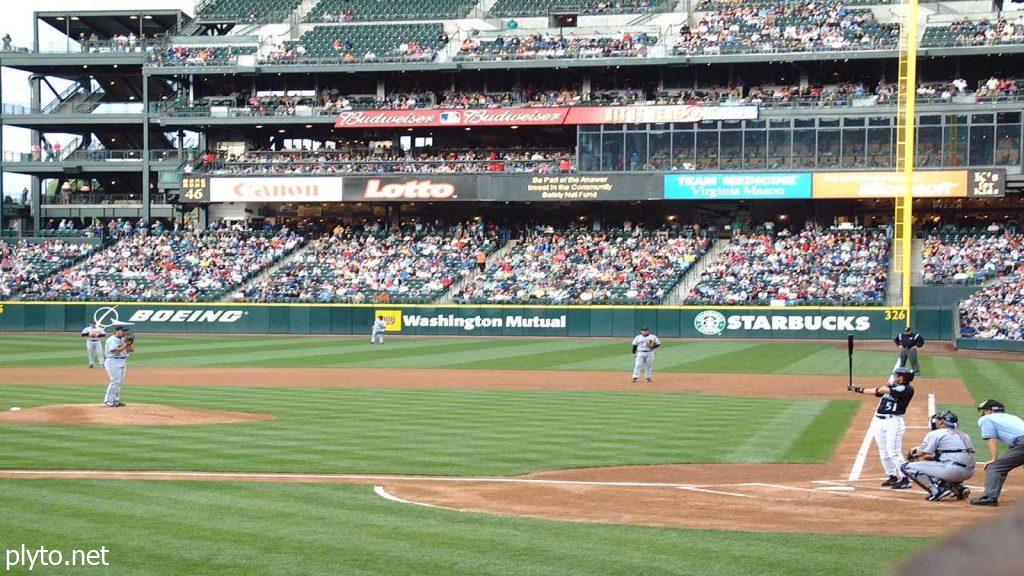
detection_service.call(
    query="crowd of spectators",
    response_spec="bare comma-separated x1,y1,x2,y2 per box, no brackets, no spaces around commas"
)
25,225,305,302
922,229,1024,285
455,226,710,305
687,226,889,306
675,1,897,55
242,222,500,303
149,45,254,66
263,40,436,64
0,239,94,298
582,1,663,14
938,16,1024,47
959,278,1024,339
205,148,574,174
457,32,655,60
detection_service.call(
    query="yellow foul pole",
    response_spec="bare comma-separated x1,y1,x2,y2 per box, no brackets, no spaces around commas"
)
895,0,919,327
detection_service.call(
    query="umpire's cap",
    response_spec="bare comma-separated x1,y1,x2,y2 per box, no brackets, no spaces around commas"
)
977,399,1005,412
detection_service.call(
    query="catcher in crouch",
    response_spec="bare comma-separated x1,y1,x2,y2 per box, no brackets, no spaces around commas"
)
901,410,976,502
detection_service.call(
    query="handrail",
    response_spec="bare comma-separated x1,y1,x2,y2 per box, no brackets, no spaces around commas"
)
42,83,85,115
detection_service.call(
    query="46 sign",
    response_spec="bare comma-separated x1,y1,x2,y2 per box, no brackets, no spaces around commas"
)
181,177,210,203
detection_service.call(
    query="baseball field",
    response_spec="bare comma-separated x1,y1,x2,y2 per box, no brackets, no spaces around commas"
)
0,334,1021,575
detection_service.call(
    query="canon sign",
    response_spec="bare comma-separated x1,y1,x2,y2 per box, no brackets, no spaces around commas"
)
363,179,457,200
209,177,344,203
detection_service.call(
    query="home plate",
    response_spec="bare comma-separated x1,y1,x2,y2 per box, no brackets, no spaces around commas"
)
817,486,856,492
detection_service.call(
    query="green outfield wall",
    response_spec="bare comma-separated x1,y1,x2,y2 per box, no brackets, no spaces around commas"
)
0,302,954,340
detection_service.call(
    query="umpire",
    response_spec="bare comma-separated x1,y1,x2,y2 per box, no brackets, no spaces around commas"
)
970,399,1024,507
894,326,924,375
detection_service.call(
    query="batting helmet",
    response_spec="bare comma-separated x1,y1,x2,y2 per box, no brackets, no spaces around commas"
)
893,366,915,383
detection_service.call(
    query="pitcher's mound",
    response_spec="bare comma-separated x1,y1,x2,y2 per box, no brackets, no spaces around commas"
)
0,404,275,426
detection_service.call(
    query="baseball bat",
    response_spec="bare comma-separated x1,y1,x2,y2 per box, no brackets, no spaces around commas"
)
847,334,854,389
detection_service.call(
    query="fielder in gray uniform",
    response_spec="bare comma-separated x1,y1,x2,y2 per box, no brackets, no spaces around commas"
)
81,321,106,368
103,325,134,408
371,316,388,344
631,327,661,383
901,411,976,502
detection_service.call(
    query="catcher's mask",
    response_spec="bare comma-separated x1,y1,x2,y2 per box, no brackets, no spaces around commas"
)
929,410,959,430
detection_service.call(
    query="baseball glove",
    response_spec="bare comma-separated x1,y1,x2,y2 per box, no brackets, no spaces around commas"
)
125,335,135,344
905,448,920,462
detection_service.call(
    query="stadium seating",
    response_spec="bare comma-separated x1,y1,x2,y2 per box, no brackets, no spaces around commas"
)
456,32,656,61
922,17,1024,48
243,224,500,303
922,229,1024,285
687,227,889,306
149,46,257,66
456,227,710,305
195,0,302,21
959,277,1024,339
307,0,478,22
489,0,671,18
292,23,445,61
27,228,305,302
0,239,95,298
206,148,573,174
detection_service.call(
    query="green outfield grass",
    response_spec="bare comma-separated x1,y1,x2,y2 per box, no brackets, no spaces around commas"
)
0,480,914,576
1,334,1020,575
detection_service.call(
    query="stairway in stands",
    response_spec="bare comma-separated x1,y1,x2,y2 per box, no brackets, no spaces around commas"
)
226,238,310,301
664,237,727,305
435,237,517,304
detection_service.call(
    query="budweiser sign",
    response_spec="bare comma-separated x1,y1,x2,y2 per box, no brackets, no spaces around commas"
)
209,177,344,202
334,105,757,129
363,179,458,200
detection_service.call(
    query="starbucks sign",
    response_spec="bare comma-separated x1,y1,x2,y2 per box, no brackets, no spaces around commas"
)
694,310,728,335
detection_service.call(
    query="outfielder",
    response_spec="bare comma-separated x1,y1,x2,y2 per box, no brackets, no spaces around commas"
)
902,411,975,501
631,327,661,383
103,325,134,408
371,315,388,345
849,366,916,489
81,321,106,368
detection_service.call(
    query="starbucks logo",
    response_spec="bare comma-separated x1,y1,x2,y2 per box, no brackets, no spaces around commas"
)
694,311,727,336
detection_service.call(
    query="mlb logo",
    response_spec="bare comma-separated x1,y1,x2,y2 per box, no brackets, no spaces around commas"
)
375,310,403,331
439,111,461,124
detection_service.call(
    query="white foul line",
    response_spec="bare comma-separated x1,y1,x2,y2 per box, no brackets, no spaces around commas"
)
927,393,936,424
848,417,876,481
374,485,462,511
676,486,760,499
746,483,921,504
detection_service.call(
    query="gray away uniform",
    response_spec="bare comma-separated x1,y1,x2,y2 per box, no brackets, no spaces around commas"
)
103,335,130,405
82,325,106,367
902,428,976,489
631,333,661,381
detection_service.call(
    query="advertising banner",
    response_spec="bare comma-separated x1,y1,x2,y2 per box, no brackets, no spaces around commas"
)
0,302,942,339
208,176,344,202
664,173,812,200
342,176,479,201
489,174,662,201
811,170,1004,199
333,106,758,129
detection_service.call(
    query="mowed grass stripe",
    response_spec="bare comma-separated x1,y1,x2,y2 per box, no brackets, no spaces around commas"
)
332,338,574,368
0,336,309,366
781,400,860,462
724,400,829,463
0,479,910,576
0,385,845,475
439,340,632,370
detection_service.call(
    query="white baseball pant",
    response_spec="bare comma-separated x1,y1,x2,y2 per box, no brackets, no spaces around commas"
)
86,340,104,367
371,331,384,344
633,352,654,380
873,416,906,477
104,359,127,405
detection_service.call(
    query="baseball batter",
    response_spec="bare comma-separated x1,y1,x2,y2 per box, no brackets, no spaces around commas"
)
371,315,388,345
902,411,976,501
631,327,661,383
848,366,916,489
103,325,134,408
81,321,106,368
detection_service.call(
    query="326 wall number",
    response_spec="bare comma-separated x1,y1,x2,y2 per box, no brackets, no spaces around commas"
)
884,309,907,321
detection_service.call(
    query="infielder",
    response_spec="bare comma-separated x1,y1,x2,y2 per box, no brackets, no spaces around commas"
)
103,325,134,408
81,321,106,368
371,315,388,345
631,327,661,383
849,366,916,489
902,411,975,502
970,399,1024,507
